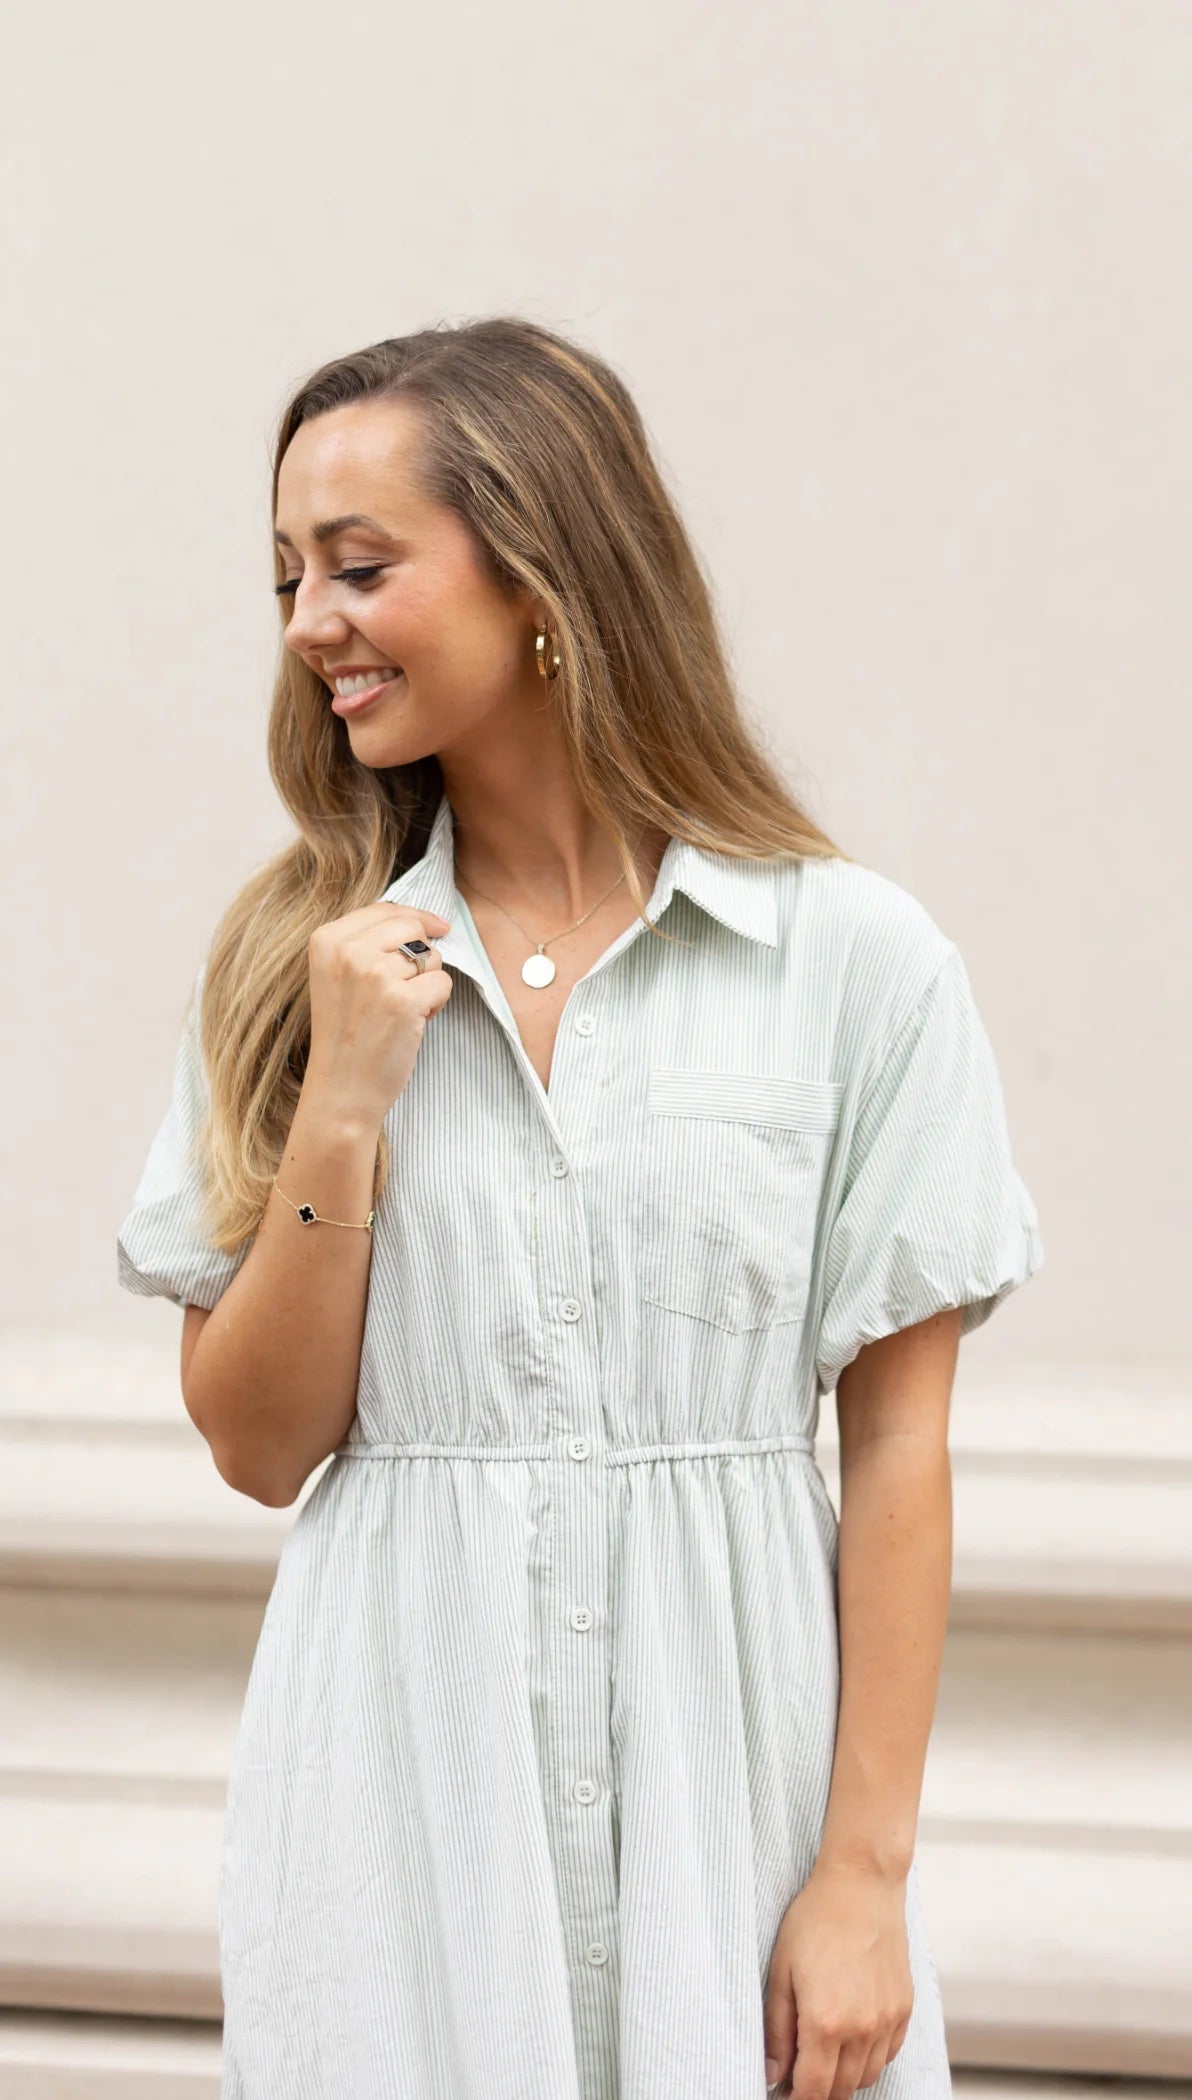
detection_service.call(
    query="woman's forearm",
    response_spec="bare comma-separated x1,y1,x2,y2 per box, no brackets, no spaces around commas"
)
813,1431,953,1883
184,1083,381,1505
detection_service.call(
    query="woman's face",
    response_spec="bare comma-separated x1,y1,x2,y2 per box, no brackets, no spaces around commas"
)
274,398,541,763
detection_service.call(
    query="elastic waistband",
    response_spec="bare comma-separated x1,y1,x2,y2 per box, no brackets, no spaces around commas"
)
333,1432,816,1463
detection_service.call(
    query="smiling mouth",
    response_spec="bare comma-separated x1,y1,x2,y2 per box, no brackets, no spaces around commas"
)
329,671,406,717
329,666,401,694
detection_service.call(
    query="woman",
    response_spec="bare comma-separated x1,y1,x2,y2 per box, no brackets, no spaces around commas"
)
117,317,1043,2100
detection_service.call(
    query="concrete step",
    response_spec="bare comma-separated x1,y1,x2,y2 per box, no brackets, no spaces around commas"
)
0,2012,221,2098
952,2078,1192,2099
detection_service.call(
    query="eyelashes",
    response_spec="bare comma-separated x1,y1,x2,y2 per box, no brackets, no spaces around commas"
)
274,564,386,599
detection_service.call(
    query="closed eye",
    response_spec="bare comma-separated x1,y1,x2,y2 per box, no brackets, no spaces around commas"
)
274,565,387,598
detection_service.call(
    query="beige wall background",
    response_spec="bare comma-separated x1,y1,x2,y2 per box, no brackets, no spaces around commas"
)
3,8,1191,2083
4,0,1188,1374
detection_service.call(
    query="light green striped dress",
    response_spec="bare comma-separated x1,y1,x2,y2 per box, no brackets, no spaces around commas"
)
117,788,1043,2099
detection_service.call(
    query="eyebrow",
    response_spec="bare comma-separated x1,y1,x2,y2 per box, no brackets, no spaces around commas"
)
273,513,395,549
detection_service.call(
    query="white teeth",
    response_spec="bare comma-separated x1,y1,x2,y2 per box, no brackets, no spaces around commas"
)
334,669,399,695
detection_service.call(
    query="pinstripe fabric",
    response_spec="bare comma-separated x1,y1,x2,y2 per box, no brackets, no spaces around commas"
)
116,789,1043,2100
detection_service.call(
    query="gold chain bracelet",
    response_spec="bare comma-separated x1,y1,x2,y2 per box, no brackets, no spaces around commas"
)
272,1178,374,1231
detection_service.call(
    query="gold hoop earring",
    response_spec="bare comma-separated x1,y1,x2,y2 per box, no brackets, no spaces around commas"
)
536,623,561,681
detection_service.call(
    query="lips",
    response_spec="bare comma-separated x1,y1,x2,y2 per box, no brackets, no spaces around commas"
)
329,671,406,718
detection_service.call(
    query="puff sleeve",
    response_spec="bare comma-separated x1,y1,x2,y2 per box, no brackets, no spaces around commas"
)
814,941,1044,1398
116,964,256,1310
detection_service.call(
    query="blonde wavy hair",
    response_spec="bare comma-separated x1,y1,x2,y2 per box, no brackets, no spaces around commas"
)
195,315,848,1258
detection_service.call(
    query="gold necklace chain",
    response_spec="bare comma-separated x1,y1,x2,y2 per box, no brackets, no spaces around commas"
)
454,862,627,952
453,833,643,989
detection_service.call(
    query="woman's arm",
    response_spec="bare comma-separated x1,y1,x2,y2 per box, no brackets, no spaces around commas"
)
762,1306,960,2096
816,1304,960,1880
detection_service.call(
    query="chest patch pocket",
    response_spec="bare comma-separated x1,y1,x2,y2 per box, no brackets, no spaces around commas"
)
642,1069,843,1333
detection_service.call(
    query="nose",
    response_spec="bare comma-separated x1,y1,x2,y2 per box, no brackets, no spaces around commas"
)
282,578,352,663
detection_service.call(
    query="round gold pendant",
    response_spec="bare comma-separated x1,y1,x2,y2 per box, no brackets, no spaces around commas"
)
522,952,556,988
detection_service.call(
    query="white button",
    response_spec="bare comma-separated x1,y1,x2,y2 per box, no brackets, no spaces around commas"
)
573,1778,597,1805
549,1154,569,1177
560,1298,583,1322
585,1941,609,1966
567,1435,591,1461
570,1605,593,1632
573,1013,597,1036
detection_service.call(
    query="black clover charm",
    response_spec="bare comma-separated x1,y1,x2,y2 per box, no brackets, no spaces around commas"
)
297,1203,318,1225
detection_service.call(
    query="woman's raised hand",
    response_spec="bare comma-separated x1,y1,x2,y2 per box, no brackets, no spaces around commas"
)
302,903,455,1133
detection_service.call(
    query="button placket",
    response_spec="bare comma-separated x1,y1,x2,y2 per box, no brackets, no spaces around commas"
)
526,985,618,2009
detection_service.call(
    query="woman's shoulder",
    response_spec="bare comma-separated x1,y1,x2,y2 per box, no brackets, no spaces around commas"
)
774,850,957,1035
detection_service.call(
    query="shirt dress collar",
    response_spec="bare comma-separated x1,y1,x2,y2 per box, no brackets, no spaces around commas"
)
379,789,780,957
